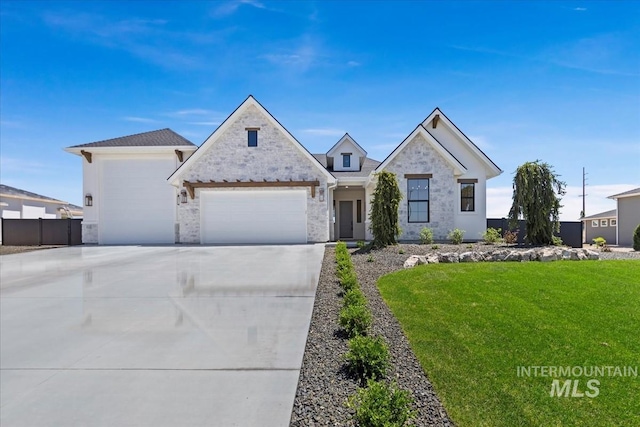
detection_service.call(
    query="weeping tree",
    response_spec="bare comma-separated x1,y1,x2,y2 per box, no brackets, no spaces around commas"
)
509,160,566,245
369,171,402,248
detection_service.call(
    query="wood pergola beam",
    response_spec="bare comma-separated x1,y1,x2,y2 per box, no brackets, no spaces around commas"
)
183,179,320,199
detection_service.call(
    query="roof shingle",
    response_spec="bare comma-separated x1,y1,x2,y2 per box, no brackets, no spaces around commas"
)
69,128,196,148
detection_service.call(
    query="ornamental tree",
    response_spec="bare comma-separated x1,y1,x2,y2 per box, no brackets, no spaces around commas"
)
508,160,566,245
369,171,402,248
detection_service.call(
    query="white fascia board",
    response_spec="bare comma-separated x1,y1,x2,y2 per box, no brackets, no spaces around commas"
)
65,146,196,156
608,191,640,200
335,176,368,186
423,108,502,179
326,133,367,158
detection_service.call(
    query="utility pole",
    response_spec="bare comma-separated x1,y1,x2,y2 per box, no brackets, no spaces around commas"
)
580,167,587,218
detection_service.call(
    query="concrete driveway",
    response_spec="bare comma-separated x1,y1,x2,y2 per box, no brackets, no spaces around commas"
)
1,245,324,427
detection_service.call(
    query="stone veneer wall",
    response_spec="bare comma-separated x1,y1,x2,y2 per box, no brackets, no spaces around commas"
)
82,223,98,244
177,105,330,243
382,134,456,241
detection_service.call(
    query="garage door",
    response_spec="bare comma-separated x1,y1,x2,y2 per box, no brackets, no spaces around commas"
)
201,191,307,244
100,158,176,244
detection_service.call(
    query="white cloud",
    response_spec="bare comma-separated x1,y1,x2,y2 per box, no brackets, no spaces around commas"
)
122,116,158,123
300,128,345,137
347,60,361,67
573,7,587,11
486,184,636,222
468,135,493,151
167,109,218,117
188,121,220,126
211,0,267,17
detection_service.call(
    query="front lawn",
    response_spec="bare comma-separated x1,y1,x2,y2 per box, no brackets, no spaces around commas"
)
377,260,640,426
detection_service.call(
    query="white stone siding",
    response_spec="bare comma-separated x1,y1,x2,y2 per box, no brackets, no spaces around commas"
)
177,105,330,243
82,222,98,244
381,134,456,241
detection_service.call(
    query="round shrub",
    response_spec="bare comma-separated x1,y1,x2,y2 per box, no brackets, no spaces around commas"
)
634,224,640,251
419,227,434,244
347,380,416,427
343,288,367,308
345,335,390,381
339,304,372,338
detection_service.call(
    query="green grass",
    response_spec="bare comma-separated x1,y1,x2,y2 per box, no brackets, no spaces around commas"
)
377,260,640,426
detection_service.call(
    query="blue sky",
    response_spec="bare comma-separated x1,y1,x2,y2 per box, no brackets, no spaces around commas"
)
1,0,638,219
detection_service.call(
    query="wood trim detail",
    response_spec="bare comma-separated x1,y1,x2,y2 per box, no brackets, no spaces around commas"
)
80,150,92,163
245,127,261,131
183,179,320,199
432,114,440,129
175,150,184,162
457,179,478,183
404,174,433,179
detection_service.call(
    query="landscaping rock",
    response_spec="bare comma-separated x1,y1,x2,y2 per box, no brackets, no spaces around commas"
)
538,248,559,262
439,252,459,263
520,249,537,261
403,255,421,269
584,249,600,260
426,254,440,264
504,251,522,262
460,251,481,262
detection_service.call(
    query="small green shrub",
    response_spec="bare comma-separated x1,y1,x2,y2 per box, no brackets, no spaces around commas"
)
343,288,367,308
345,335,390,381
356,240,366,249
398,248,405,255
592,237,606,248
339,304,372,337
633,224,640,251
431,244,439,250
419,227,434,244
340,270,359,292
448,228,465,245
503,230,518,244
552,236,563,246
482,227,502,244
347,380,417,427
367,255,375,263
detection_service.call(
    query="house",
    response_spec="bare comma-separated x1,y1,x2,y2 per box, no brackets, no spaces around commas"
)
581,209,617,245
608,187,640,247
66,96,502,245
0,184,83,243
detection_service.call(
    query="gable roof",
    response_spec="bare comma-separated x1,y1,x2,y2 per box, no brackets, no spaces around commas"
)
581,209,617,221
608,187,640,199
168,95,336,186
326,133,367,158
422,108,502,178
67,128,196,148
313,154,380,178
375,124,468,176
0,184,68,204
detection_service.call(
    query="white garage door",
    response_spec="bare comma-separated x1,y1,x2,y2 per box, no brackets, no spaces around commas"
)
201,191,307,244
100,158,176,244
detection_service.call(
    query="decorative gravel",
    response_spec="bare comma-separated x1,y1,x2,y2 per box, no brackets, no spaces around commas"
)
290,243,638,426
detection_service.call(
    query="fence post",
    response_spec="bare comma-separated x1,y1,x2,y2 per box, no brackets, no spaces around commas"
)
67,218,72,246
38,218,43,246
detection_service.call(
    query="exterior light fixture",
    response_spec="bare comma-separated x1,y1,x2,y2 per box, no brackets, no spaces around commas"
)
85,194,93,207
180,189,188,204
319,187,325,202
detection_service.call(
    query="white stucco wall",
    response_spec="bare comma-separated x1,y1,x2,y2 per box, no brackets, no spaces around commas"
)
177,104,331,243
330,139,364,172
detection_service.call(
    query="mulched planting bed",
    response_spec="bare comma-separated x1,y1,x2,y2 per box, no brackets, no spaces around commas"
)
290,243,638,426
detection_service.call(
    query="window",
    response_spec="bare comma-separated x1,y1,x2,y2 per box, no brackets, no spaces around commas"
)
247,129,258,147
357,200,362,223
611,219,617,226
600,219,608,227
408,178,429,222
592,220,599,227
460,182,475,211
342,153,351,168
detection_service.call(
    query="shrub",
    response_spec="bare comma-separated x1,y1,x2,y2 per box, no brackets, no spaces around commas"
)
343,288,367,308
367,255,375,263
552,236,563,246
431,244,439,250
345,336,390,381
634,224,640,251
340,270,359,292
592,237,607,248
448,228,465,245
356,240,366,249
419,227,434,244
339,304,372,338
503,230,518,244
482,227,502,244
398,248,405,255
347,380,417,427
369,171,402,248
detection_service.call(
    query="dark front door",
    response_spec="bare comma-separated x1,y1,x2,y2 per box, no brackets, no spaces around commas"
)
339,201,353,239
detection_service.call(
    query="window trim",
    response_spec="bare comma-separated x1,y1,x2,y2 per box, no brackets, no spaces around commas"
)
342,153,351,168
592,220,599,227
600,219,608,227
611,219,617,226
246,128,259,147
407,177,430,223
356,199,362,223
458,179,477,212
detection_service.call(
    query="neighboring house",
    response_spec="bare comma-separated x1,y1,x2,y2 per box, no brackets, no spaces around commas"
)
609,187,640,247
0,184,83,243
581,209,617,245
66,96,502,245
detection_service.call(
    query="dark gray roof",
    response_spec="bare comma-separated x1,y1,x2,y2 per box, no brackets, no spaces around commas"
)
581,209,616,221
313,154,380,178
0,184,66,203
69,128,196,148
609,187,640,199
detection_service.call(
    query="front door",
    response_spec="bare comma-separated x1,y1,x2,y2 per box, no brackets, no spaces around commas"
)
339,201,353,239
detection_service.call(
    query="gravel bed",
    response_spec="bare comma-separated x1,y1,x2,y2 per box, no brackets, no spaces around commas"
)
0,245,66,256
290,243,638,426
